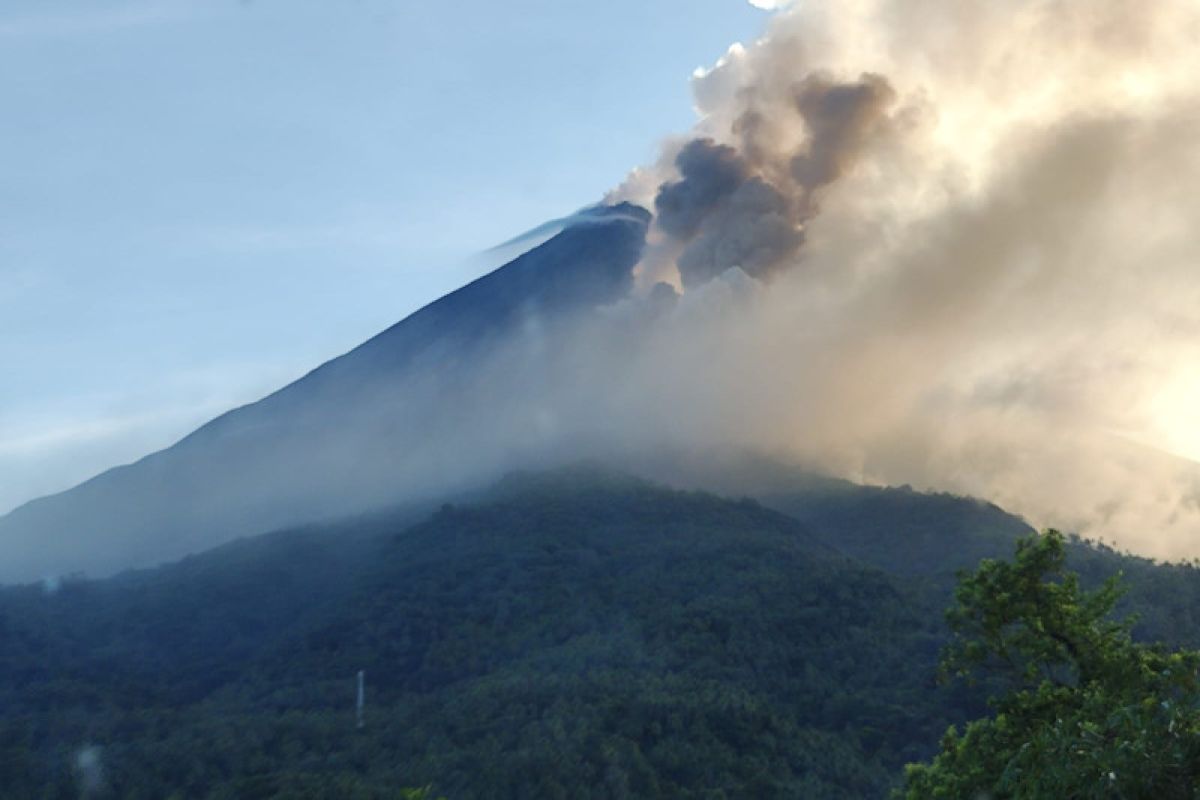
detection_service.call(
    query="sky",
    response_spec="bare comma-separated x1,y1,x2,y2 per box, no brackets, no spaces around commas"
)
0,0,775,514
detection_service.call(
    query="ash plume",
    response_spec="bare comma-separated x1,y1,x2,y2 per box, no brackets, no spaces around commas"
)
649,71,896,287
601,0,1200,558
788,72,895,198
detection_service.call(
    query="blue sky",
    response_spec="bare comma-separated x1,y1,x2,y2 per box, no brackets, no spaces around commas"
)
0,0,774,513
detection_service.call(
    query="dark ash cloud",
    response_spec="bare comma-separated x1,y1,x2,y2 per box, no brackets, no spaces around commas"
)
652,73,896,288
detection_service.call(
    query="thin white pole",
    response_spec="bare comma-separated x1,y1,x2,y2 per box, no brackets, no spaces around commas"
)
356,670,365,729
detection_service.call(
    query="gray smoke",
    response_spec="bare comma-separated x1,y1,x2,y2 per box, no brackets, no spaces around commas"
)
789,72,895,199
603,0,1200,559
654,139,749,240
651,72,895,288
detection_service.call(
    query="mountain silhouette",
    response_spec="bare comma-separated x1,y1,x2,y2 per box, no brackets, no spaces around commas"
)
0,203,651,583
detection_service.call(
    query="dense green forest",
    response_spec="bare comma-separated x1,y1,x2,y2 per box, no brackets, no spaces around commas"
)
2,466,1199,797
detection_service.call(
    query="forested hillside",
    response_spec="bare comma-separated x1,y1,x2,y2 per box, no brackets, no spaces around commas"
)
763,479,1200,648
3,466,1198,798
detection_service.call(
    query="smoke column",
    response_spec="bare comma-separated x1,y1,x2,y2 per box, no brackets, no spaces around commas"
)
595,0,1200,558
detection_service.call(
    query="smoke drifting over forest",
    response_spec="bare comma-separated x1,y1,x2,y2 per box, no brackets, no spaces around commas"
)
5,0,1200,581
596,0,1200,558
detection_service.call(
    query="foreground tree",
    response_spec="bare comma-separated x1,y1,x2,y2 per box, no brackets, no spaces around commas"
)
900,530,1200,798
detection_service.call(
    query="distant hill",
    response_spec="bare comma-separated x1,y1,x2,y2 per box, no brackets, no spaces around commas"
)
758,474,1200,649
762,482,1035,577
5,465,1200,798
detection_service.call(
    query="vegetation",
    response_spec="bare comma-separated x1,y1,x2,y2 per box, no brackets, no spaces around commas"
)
2,466,1199,797
901,530,1200,798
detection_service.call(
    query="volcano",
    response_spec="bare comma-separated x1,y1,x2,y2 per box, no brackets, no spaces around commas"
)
0,204,651,583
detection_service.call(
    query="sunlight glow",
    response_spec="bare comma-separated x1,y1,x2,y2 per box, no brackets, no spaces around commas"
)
1148,373,1200,463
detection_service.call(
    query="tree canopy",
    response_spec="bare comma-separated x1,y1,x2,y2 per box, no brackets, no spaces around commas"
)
901,530,1200,798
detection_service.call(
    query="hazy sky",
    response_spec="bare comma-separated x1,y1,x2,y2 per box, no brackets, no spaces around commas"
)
0,0,774,514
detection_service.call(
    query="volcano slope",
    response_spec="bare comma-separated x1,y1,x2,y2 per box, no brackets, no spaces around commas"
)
0,204,652,584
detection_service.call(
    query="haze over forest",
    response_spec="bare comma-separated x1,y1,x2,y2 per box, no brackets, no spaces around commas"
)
6,0,1200,576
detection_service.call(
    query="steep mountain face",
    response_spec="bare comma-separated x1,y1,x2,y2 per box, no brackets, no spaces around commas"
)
0,204,651,584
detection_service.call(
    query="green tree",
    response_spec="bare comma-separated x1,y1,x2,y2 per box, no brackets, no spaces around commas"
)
900,530,1200,798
